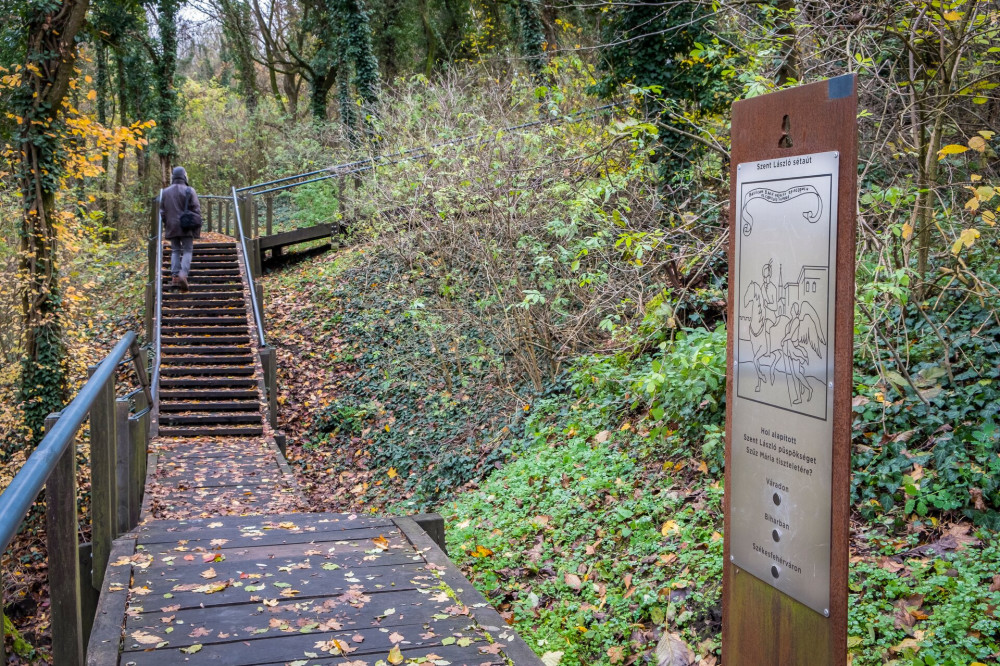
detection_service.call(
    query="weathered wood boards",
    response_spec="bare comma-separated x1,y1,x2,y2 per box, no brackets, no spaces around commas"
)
87,512,542,665
723,74,857,665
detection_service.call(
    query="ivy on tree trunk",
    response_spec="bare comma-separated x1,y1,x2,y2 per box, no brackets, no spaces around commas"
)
12,0,91,454
152,0,180,187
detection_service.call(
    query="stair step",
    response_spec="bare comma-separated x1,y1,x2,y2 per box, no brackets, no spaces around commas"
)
160,316,247,325
162,308,245,317
158,426,264,438
163,279,241,287
159,377,258,388
158,401,259,412
158,389,259,400
160,413,263,426
162,298,243,307
182,242,237,249
160,327,248,336
162,268,241,276
162,254,240,268
161,366,255,377
161,336,253,345
162,254,237,262
161,355,253,365
160,335,249,347
163,283,243,294
161,346,251,355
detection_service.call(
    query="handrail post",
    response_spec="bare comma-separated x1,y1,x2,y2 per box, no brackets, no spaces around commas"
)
253,196,260,238
206,197,213,232
45,411,85,666
232,186,267,348
266,195,273,236
115,397,131,535
87,365,116,589
129,390,150,527
259,347,277,428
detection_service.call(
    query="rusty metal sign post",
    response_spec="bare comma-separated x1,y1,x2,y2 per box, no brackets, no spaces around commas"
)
723,74,857,665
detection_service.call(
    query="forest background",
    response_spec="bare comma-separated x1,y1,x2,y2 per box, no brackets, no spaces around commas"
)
1,0,999,664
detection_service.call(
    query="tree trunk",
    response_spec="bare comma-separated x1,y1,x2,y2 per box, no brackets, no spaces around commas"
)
12,0,91,454
154,0,180,188
97,39,110,226
775,0,800,85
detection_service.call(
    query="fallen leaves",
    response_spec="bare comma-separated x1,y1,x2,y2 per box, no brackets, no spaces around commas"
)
656,632,695,666
131,630,163,645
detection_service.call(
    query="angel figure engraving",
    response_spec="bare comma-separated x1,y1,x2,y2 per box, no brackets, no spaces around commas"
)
780,301,827,405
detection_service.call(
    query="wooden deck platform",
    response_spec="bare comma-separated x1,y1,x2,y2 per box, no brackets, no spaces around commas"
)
86,424,540,665
89,510,538,665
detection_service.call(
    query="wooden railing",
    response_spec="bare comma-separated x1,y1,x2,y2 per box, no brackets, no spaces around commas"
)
0,332,152,665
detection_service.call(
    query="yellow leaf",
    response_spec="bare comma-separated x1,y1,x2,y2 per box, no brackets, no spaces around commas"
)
968,136,987,152
982,210,996,226
387,467,398,479
978,130,995,140
951,228,980,254
971,174,982,182
942,10,961,20
901,223,914,240
965,197,980,212
86,89,96,101
975,186,995,201
937,144,968,159
371,535,389,551
661,520,679,536
387,645,404,664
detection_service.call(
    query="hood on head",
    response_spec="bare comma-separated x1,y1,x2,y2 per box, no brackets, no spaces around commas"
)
171,166,188,185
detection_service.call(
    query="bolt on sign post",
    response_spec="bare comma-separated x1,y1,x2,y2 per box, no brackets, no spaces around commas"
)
723,74,857,665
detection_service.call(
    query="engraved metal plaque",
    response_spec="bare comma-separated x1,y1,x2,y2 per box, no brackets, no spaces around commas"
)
730,150,839,615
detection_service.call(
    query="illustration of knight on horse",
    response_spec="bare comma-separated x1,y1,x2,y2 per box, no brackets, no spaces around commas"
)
742,260,827,404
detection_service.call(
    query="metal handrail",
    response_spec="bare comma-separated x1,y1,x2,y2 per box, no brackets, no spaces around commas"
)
0,333,137,553
232,186,266,347
151,190,164,407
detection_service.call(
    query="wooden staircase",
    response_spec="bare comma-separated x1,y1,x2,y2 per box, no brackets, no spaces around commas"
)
158,241,264,437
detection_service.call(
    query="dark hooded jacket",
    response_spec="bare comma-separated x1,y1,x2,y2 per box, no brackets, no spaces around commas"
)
160,166,202,239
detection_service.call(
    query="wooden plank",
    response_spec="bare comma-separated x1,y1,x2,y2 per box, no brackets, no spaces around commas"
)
45,412,85,666
395,516,543,665
131,561,428,612
120,617,484,666
125,587,464,645
136,514,395,545
252,644,504,666
139,531,411,574
258,223,332,251
143,483,305,518
86,535,136,665
723,75,857,665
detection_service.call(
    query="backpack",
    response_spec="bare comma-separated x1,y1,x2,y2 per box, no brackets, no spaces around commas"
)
179,186,201,232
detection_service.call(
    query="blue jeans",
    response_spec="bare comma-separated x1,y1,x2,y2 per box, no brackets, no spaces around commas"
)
170,237,193,278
